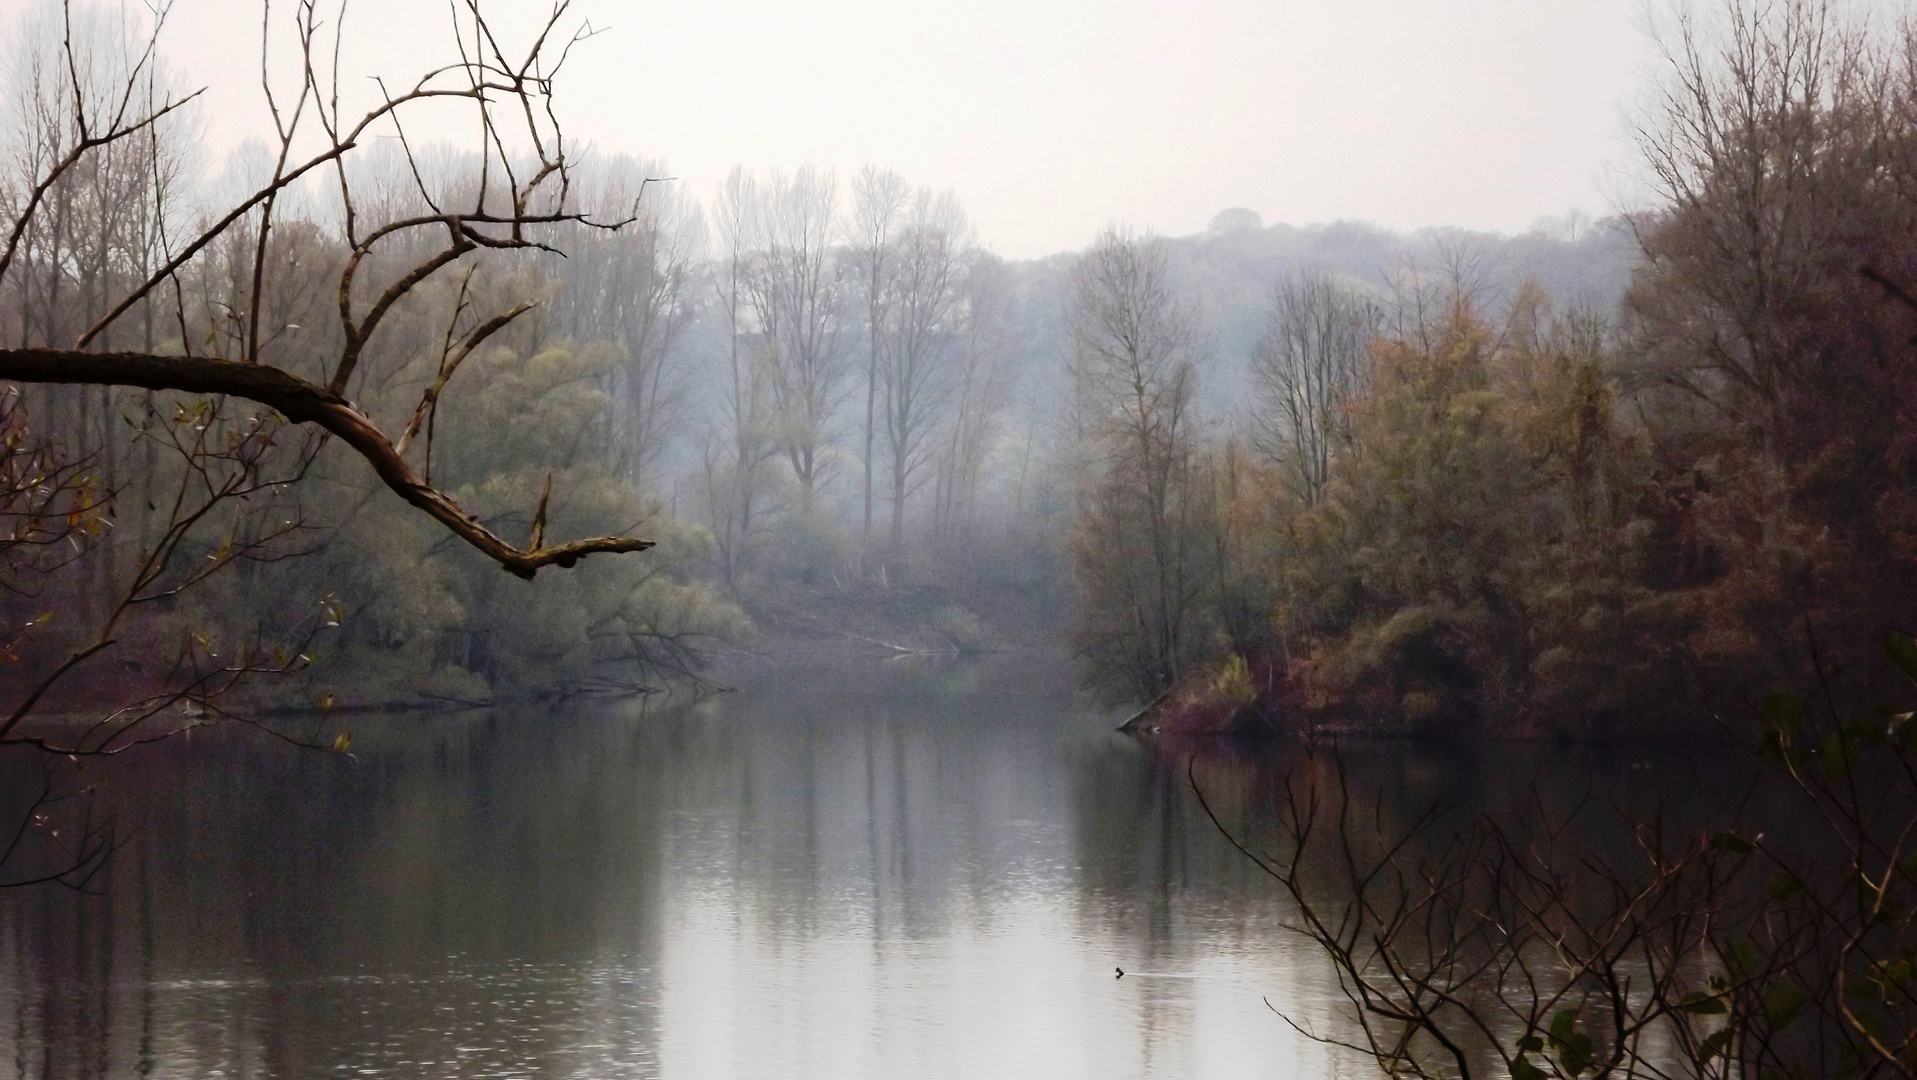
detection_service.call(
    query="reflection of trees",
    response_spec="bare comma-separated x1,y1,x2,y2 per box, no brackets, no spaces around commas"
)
1194,686,1917,1080
7,669,1750,1075
1,702,690,1075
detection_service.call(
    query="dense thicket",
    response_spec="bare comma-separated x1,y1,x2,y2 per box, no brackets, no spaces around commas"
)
1083,1,1917,735
0,3,739,712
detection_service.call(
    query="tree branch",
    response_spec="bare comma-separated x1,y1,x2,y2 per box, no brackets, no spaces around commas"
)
393,299,533,457
0,348,653,578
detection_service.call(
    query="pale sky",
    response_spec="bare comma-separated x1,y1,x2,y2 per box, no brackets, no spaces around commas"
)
20,0,1660,257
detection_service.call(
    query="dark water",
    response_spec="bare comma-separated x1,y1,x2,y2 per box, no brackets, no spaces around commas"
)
0,658,1747,1079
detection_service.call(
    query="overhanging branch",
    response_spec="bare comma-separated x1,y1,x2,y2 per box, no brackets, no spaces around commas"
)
0,349,653,579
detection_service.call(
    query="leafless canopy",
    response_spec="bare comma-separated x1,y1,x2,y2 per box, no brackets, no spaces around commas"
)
0,0,654,581
1247,271,1380,505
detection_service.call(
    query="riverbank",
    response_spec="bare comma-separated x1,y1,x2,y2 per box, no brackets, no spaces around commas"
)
1117,652,1754,744
700,576,1073,685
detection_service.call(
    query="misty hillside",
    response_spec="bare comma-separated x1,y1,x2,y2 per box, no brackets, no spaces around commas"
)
982,209,1642,438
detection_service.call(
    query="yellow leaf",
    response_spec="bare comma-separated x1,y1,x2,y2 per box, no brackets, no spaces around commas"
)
331,732,351,753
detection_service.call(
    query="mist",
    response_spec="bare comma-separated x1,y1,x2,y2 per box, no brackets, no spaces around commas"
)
4,0,1917,1076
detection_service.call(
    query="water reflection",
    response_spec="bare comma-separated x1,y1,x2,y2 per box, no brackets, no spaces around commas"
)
0,659,1730,1078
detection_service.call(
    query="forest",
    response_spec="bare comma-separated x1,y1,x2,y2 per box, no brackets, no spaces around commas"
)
0,0,1910,744
6,1,1917,1078
1090,0,1917,736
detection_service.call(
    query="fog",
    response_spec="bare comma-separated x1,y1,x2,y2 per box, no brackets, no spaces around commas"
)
8,1,1917,1076
2,0,1911,723
145,0,1649,256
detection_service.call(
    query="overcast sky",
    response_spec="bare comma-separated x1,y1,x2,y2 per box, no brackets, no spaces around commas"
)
26,0,1665,258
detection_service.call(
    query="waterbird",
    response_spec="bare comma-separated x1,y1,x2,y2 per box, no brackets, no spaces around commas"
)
1115,967,1124,979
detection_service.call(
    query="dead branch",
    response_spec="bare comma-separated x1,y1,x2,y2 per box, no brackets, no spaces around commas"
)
394,299,536,457
0,348,654,579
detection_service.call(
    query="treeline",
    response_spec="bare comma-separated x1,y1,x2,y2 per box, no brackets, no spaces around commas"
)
1082,0,1917,736
684,165,1039,590
0,0,1737,708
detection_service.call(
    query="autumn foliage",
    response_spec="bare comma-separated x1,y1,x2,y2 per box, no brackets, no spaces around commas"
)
1086,2,1917,736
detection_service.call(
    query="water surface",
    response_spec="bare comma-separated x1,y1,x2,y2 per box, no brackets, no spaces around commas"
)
0,658,1736,1078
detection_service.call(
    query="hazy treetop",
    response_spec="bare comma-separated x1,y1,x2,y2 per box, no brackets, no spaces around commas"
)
17,0,1912,259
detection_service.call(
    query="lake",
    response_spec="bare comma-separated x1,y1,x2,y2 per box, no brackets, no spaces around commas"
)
0,657,1739,1079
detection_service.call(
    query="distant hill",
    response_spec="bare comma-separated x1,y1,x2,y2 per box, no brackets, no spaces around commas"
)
996,211,1643,434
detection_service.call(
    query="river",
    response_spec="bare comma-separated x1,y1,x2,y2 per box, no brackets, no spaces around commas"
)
0,657,1741,1079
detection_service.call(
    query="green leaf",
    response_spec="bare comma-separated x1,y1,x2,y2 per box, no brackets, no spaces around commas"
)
1723,938,1761,982
1712,831,1756,854
1763,692,1807,735
1515,1035,1545,1053
1767,871,1803,901
1842,718,1886,745
1885,631,1917,683
1678,989,1729,1014
1820,729,1858,781
1511,1055,1548,1080
1550,1007,1578,1047
1701,1028,1734,1061
1560,1032,1596,1076
1764,982,1807,1029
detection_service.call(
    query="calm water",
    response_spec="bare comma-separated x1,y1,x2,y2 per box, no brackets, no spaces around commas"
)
0,658,1735,1079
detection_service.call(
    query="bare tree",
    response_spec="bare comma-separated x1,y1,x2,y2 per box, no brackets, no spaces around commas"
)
1068,227,1206,696
1627,0,1911,461
699,166,777,585
553,156,703,493
878,188,969,550
1378,233,1503,352
849,165,907,545
1,4,205,620
932,249,1017,546
745,165,845,515
1247,270,1379,505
